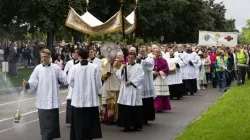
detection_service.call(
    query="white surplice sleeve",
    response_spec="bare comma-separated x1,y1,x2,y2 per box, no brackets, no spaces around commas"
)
141,58,154,72
94,67,103,95
182,53,189,65
193,54,201,68
68,66,75,88
176,57,184,68
116,65,124,80
58,67,68,85
27,67,39,93
131,66,144,87
63,61,71,74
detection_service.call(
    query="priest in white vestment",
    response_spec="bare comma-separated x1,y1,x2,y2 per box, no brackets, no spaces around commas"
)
165,48,184,100
68,49,103,140
117,52,144,132
63,49,79,125
153,48,172,112
23,49,67,140
138,46,156,124
182,45,201,95
101,54,122,124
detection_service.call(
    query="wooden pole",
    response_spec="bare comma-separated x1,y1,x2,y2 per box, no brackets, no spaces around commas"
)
120,0,128,82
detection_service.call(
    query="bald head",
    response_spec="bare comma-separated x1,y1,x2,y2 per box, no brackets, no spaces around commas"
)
129,47,136,53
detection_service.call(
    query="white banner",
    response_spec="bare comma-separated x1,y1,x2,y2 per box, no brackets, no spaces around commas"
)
198,31,238,47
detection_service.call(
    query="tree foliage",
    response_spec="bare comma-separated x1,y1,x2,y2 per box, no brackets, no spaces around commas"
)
239,20,250,45
0,0,237,43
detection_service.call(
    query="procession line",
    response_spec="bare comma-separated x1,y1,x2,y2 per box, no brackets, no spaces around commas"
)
0,102,67,123
0,90,68,107
0,110,66,133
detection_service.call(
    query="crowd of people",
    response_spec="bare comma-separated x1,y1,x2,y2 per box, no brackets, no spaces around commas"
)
0,39,249,140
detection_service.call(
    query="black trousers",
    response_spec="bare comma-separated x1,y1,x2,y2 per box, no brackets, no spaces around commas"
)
237,66,247,84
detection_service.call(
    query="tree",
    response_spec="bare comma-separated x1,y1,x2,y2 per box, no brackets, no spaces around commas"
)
0,0,237,44
239,20,250,44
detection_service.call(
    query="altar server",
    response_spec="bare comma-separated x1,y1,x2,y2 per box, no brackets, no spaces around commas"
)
69,49,103,140
23,49,67,140
153,47,171,112
63,49,79,125
182,45,201,95
139,45,156,124
89,47,101,71
165,48,184,100
117,52,144,132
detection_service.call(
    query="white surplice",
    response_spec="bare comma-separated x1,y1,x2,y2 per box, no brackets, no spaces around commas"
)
64,59,79,100
182,52,201,80
140,57,156,98
69,63,103,107
90,58,101,71
27,64,67,109
116,64,144,106
165,56,184,85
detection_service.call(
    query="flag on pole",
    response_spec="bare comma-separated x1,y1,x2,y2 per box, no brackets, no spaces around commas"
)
198,31,238,47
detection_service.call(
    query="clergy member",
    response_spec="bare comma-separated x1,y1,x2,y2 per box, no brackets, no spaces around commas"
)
69,49,103,140
117,52,144,132
182,45,201,95
139,45,156,124
63,49,79,125
89,47,101,71
23,49,67,140
101,52,122,124
153,47,171,112
165,48,184,100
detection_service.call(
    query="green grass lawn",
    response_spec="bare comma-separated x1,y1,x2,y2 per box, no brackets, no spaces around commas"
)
176,81,250,140
0,68,33,89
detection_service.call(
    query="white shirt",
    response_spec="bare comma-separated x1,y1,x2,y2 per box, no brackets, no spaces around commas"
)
140,57,156,98
116,63,144,106
69,63,103,107
27,64,67,109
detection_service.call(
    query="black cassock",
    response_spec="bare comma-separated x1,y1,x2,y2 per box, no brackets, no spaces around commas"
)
38,108,60,140
142,97,155,122
70,106,102,140
66,99,72,124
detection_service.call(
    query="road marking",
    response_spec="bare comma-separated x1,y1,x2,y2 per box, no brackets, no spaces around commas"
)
0,90,68,107
0,110,66,133
0,102,67,123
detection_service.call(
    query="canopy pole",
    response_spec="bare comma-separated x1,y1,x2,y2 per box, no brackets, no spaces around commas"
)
120,0,128,82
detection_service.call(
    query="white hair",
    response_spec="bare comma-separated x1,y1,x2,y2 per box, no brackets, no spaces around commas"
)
117,51,124,56
129,47,136,52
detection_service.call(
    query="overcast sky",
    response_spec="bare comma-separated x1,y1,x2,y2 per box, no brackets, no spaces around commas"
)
215,0,250,30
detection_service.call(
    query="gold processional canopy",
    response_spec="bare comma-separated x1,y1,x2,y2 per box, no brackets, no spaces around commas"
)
65,6,137,36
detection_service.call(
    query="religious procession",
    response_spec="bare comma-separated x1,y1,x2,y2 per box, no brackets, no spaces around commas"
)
1,0,250,140
15,41,249,140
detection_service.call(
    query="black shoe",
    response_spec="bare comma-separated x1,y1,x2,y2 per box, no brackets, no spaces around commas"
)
132,126,142,131
122,127,132,132
170,97,173,100
177,97,180,100
190,92,194,95
155,110,162,113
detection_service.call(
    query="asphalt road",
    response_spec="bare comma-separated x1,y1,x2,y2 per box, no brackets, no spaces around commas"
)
0,87,224,140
